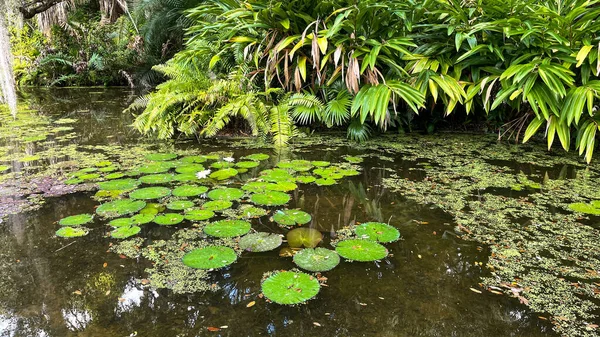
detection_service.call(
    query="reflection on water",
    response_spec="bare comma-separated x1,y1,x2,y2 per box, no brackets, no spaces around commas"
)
0,88,556,336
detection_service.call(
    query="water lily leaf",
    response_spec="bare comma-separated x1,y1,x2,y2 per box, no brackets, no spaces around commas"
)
65,178,83,185
355,222,400,243
239,232,282,252
139,203,165,215
335,239,388,262
111,225,141,239
339,169,360,176
204,220,251,237
210,168,238,180
131,213,155,224
261,270,320,305
139,173,174,184
315,178,337,186
311,161,330,167
251,191,291,206
180,155,207,164
95,161,113,167
242,181,270,193
154,213,185,225
201,200,233,211
0,165,10,172
166,200,195,210
109,218,134,227
266,182,298,192
211,161,235,169
129,187,171,200
287,228,322,248
56,226,89,238
273,209,311,227
59,214,93,226
105,173,125,180
207,188,244,201
145,153,177,161
260,169,294,182
295,175,316,184
568,202,600,215
182,246,237,269
175,164,205,174
344,156,363,164
137,162,172,174
293,248,340,272
172,185,208,197
238,205,268,218
98,179,139,191
173,173,199,182
244,153,270,161
79,173,101,181
98,166,118,173
96,200,146,218
236,161,260,169
184,209,215,221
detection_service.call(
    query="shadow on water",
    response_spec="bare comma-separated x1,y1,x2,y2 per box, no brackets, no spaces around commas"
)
0,88,556,336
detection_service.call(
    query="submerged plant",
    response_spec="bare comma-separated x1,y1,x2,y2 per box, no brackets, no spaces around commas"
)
293,248,340,272
261,270,320,305
287,228,323,248
182,246,238,270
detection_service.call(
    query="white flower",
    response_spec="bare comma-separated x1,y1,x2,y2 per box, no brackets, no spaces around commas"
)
196,169,211,179
223,157,235,162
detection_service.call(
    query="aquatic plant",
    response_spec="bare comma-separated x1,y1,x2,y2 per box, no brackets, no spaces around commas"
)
568,202,600,215
251,191,291,206
273,209,311,227
56,226,89,238
184,209,215,221
109,218,134,227
182,246,237,269
203,220,251,237
154,213,185,225
137,163,171,174
207,188,245,201
96,199,146,218
111,225,141,239
139,203,165,215
129,187,172,200
131,213,155,225
287,228,322,248
139,173,175,184
239,232,283,252
344,156,363,164
175,164,205,174
295,175,316,184
355,222,401,243
209,168,238,180
266,182,298,192
181,156,207,163
244,153,270,161
236,161,260,169
259,169,294,182
98,178,140,191
315,178,337,186
174,173,199,182
201,200,233,211
261,270,320,305
311,161,330,167
335,239,388,262
172,185,208,197
59,213,94,226
237,205,269,219
293,248,340,272
242,181,270,193
166,200,195,210
145,153,177,161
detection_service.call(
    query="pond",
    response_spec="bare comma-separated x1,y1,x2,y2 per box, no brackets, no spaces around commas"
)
1,88,598,336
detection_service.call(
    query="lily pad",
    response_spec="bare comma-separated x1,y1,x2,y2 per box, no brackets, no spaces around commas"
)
315,178,337,186
311,161,330,167
295,175,316,184
238,205,269,218
139,174,174,184
568,202,600,215
56,227,88,238
211,161,235,169
131,213,155,224
201,200,233,211
96,200,146,218
207,188,244,201
344,156,363,164
236,161,260,169
266,182,298,192
172,185,208,197
98,179,140,191
181,155,207,163
129,187,171,200
109,218,134,227
166,200,195,210
59,214,94,226
175,164,205,174
110,225,141,239
210,168,238,180
0,165,10,172
154,213,185,225
204,220,251,237
293,248,340,272
242,181,270,193
273,210,311,227
261,271,320,305
239,232,283,252
355,222,400,243
244,153,270,161
251,191,291,206
335,239,388,262
173,173,198,182
287,228,322,248
105,173,125,180
184,209,215,221
260,169,294,182
137,163,171,174
145,153,177,161
139,203,165,215
182,246,237,269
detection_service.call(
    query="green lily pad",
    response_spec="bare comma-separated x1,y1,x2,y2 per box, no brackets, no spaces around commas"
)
287,228,322,248
145,153,177,161
204,220,251,237
184,209,215,221
251,191,291,206
139,174,174,184
129,187,172,200
173,173,199,182
131,213,155,224
0,165,10,172
211,161,235,169
296,175,316,184
273,209,311,227
207,188,244,201
355,222,401,243
340,169,360,176
79,173,101,181
109,218,134,227
238,205,269,218
154,213,185,225
98,166,118,173
59,214,94,226
172,185,209,197
111,225,141,239
244,153,270,161
568,202,600,215
105,173,125,180
210,168,238,180
96,200,146,218
56,227,89,238
166,200,195,210
260,169,294,182
315,178,337,186
311,161,330,167
242,181,270,193
239,232,283,252
344,156,363,164
266,182,298,192
95,161,113,167
335,239,388,262
201,200,233,211
139,203,165,215
181,155,208,163
261,271,320,305
175,164,205,174
293,248,340,272
182,246,237,269
98,179,140,191
65,178,83,185
137,163,171,174
236,161,260,169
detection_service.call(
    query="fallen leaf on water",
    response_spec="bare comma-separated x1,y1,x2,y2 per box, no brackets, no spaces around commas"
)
105,290,110,296
141,279,150,285
220,326,228,329
119,254,127,259
586,324,598,330
247,301,255,308
103,262,108,268
73,290,82,295
313,322,321,327
207,327,220,332
469,288,482,294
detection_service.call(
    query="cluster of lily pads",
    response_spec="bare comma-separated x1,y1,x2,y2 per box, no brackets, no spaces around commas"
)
54,151,401,305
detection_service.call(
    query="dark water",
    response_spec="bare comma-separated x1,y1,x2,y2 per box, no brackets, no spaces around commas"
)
0,88,556,336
